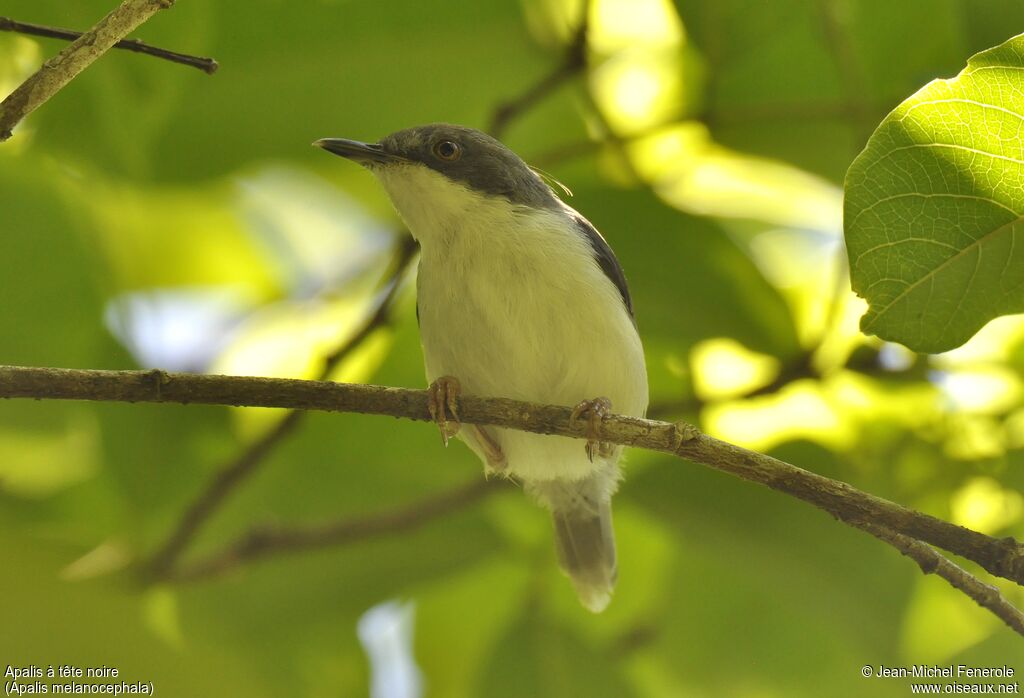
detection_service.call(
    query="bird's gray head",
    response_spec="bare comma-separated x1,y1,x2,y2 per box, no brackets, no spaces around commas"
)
315,124,560,215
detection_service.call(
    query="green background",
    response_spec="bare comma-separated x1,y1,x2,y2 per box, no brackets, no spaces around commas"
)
1,0,1022,695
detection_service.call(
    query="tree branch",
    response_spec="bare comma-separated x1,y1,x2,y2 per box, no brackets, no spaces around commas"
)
168,478,504,583
146,238,417,578
0,16,218,74
647,345,927,420
860,522,1024,636
0,0,178,141
2,364,1023,594
488,1,591,139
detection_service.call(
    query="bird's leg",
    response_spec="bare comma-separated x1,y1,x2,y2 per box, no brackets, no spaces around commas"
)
471,425,507,472
570,396,614,462
428,375,462,446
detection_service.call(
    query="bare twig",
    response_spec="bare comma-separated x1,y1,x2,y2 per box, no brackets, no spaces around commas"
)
3,365,1024,597
169,478,504,583
145,239,417,578
816,0,877,145
488,2,591,138
145,407,304,579
0,0,179,141
646,345,926,420
861,522,1024,635
0,16,218,74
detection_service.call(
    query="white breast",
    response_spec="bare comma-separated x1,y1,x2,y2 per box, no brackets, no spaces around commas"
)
375,165,648,482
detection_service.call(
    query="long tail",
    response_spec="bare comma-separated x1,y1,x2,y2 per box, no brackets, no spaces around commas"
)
527,467,618,613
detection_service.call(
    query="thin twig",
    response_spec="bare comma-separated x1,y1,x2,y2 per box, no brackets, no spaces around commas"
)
0,0,178,141
861,522,1024,635
145,239,417,579
0,16,218,74
145,408,303,579
169,478,505,583
488,1,591,138
815,0,877,145
2,366,1024,597
646,345,926,420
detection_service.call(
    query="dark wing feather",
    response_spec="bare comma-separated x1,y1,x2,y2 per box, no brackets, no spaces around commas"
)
569,213,635,321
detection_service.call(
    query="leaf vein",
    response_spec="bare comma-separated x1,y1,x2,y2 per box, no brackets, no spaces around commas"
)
853,237,961,268
900,98,1024,123
848,192,1018,230
862,217,1023,332
939,244,981,341
886,142,1024,167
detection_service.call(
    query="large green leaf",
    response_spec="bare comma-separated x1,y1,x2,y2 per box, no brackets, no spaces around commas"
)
845,33,1024,353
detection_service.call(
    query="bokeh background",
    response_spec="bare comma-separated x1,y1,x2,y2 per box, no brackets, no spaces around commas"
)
2,0,1023,695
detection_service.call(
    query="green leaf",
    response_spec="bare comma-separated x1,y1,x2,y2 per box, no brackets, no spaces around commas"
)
845,33,1024,353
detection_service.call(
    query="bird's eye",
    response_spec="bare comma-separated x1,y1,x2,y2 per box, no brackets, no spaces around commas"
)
433,140,462,161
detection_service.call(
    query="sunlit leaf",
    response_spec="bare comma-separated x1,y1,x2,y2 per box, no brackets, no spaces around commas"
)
143,586,185,650
0,419,99,497
81,178,278,292
703,380,852,451
627,123,843,231
845,33,1024,353
587,0,689,135
690,337,780,400
951,476,1024,534
0,36,39,142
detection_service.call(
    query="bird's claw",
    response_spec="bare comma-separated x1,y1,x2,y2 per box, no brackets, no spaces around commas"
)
428,376,461,446
472,425,507,473
570,396,614,462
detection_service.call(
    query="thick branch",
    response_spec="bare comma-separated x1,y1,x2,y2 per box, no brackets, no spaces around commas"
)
169,478,503,583
0,0,176,141
861,523,1024,635
0,16,218,73
2,364,1023,590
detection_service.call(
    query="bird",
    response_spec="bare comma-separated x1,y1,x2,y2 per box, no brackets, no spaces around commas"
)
315,124,648,612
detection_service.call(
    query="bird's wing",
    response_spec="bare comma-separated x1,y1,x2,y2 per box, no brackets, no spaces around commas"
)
568,212,634,320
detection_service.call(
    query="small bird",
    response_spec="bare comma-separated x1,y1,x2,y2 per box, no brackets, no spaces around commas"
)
316,124,648,612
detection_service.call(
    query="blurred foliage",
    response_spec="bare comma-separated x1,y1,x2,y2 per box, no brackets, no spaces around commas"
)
1,0,1023,696
845,33,1024,353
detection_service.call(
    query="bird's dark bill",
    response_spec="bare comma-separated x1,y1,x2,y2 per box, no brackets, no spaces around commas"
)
314,138,406,164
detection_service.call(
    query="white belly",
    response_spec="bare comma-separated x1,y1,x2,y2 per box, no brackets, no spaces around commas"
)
415,208,648,482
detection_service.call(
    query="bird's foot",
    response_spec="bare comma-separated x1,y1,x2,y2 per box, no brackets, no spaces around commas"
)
472,425,507,472
428,376,461,446
570,396,615,462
